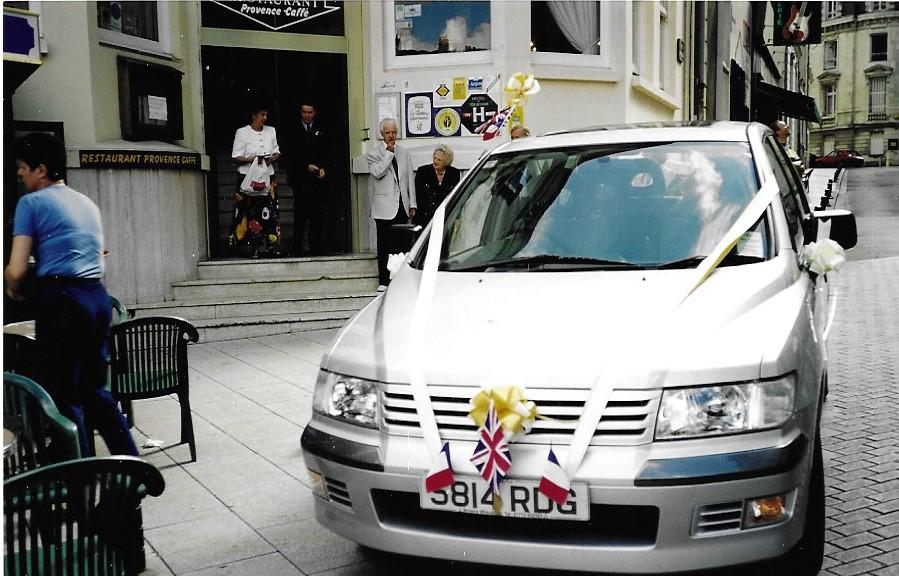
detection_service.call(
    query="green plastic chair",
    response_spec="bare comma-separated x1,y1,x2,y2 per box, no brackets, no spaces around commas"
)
4,456,165,576
109,316,199,462
108,295,134,327
3,372,81,478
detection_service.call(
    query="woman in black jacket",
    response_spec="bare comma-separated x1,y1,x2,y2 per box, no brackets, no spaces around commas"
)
414,144,460,226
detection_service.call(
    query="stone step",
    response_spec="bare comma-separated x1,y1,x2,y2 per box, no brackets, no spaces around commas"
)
196,254,377,280
129,293,376,322
191,310,357,343
172,272,377,300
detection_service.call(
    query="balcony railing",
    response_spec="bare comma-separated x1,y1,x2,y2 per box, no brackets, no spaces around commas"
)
868,113,888,122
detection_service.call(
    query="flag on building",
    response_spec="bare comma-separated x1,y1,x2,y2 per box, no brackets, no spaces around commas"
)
425,441,455,493
538,447,571,505
470,402,512,496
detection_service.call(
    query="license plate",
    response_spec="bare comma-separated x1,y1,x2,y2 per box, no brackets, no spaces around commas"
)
420,476,590,521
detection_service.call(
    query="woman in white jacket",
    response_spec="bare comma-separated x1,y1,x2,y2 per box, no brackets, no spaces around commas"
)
230,105,282,257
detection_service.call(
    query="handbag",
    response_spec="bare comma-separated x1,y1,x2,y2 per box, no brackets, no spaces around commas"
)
240,157,271,194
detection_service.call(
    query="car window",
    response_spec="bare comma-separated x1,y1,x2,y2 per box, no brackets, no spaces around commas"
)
421,141,769,272
763,138,803,251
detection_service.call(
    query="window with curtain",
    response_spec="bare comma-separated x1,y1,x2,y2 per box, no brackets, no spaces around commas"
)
823,84,837,116
871,33,888,62
393,1,490,56
97,1,168,55
825,1,841,18
530,1,601,56
869,77,886,114
824,40,838,69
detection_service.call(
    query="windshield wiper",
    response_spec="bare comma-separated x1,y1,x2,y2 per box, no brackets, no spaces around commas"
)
449,254,645,272
656,255,707,269
656,253,765,269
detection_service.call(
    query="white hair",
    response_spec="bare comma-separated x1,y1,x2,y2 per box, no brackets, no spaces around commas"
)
433,143,454,166
380,117,397,134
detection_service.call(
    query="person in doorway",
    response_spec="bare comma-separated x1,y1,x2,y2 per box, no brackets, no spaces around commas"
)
771,120,804,174
367,118,416,290
4,133,138,458
414,143,460,226
230,104,282,258
510,124,531,140
287,101,330,255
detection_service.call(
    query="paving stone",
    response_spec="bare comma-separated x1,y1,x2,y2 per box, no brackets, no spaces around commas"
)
831,545,884,564
830,558,887,576
831,531,883,550
873,536,899,552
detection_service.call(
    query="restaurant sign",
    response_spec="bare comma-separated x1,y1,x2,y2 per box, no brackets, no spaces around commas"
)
202,1,344,35
79,150,201,171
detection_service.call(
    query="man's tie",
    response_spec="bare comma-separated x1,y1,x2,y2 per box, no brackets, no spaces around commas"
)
391,155,398,175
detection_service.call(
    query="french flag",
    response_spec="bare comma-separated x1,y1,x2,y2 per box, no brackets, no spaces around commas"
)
425,442,454,493
538,447,571,505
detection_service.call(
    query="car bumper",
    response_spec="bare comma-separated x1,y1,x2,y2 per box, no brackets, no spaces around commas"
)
301,425,812,574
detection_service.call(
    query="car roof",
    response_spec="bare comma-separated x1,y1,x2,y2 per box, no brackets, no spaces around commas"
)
496,121,766,153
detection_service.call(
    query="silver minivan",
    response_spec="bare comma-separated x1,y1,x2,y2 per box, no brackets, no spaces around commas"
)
301,122,856,574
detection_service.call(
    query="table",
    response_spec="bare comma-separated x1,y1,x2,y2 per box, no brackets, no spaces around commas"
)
4,321,38,377
3,320,36,340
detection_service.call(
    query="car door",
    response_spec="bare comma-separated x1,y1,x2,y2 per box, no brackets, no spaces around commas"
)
764,136,830,366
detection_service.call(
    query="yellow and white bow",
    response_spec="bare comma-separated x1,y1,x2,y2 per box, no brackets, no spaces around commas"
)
504,73,541,107
469,386,538,440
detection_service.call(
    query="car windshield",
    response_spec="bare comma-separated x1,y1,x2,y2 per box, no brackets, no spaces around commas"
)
416,141,768,272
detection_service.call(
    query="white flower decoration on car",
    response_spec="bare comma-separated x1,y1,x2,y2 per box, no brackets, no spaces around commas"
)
387,252,407,279
800,239,846,279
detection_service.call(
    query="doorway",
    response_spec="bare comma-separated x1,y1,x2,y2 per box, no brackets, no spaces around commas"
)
201,46,351,258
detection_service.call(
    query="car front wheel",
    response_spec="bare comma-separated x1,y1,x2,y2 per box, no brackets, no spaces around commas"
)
765,432,825,576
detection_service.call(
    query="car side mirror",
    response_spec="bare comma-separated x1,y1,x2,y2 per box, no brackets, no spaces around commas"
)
804,209,857,249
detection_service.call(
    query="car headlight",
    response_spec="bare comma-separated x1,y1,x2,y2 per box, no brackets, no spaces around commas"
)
655,376,794,440
312,371,379,428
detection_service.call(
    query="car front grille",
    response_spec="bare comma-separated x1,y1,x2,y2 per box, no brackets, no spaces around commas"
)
381,384,661,446
372,490,659,546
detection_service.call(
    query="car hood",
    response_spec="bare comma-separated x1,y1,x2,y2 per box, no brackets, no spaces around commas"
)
324,258,805,390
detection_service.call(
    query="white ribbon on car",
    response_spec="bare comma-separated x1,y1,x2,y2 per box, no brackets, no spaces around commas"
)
406,179,782,483
406,204,449,465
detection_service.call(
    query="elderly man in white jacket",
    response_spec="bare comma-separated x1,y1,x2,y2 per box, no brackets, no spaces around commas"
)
367,118,417,289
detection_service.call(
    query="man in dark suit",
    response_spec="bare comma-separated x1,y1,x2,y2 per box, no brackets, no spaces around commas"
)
288,102,330,255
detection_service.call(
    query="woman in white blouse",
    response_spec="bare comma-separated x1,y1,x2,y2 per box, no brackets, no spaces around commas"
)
230,105,282,257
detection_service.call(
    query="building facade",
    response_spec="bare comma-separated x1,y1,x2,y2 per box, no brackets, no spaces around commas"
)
6,1,687,307
809,1,899,165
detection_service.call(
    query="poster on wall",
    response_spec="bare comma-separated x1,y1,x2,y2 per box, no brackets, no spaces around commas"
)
403,92,463,137
400,73,501,138
406,92,434,136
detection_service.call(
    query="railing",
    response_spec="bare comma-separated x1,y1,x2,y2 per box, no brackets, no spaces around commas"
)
868,113,888,122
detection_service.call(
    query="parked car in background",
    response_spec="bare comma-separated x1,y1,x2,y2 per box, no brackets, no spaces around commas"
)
810,149,865,168
301,122,858,575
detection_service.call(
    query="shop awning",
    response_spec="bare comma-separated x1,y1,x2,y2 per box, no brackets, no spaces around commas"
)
755,80,822,124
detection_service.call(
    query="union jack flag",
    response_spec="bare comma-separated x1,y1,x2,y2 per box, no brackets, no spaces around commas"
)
474,106,512,141
469,402,512,496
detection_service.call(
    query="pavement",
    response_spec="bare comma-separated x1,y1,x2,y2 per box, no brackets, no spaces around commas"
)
125,170,899,576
